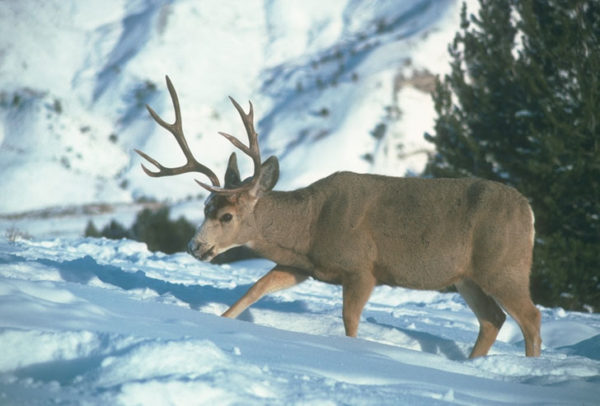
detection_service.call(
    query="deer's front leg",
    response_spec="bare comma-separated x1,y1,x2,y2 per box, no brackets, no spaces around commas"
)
222,266,308,319
342,272,376,337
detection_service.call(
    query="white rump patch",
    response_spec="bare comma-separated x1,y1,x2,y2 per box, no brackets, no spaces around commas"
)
529,206,536,245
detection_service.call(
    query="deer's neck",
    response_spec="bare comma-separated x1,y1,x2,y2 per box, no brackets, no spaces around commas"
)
249,188,320,271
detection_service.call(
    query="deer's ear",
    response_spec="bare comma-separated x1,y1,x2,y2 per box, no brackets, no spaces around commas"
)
224,153,241,188
253,156,279,196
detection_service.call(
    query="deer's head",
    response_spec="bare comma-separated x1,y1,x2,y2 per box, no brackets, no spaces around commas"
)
135,76,279,261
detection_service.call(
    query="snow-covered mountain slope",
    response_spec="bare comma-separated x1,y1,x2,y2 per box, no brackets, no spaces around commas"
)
1,237,599,404
0,0,474,215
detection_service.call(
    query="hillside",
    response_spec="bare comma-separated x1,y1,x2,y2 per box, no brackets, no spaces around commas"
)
0,0,470,217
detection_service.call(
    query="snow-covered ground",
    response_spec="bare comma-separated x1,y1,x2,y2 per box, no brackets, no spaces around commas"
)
1,237,599,405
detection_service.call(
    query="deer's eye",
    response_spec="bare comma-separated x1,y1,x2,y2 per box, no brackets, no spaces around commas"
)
220,213,233,223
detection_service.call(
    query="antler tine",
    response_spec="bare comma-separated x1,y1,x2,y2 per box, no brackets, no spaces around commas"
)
135,75,221,187
134,148,168,177
228,97,261,170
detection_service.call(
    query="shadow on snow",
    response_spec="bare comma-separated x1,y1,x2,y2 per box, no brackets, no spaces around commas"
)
365,316,468,361
34,255,309,316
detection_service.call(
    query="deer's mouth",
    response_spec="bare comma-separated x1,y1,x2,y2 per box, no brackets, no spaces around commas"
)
200,246,216,261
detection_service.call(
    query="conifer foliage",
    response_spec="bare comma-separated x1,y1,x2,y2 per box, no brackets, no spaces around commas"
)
85,207,195,255
425,0,599,310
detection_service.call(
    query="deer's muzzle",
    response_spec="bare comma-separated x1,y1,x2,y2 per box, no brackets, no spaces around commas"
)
187,240,215,261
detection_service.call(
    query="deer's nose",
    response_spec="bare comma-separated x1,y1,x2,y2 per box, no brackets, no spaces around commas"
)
187,240,201,256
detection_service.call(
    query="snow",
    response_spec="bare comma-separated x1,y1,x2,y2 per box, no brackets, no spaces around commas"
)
1,237,599,405
0,0,478,214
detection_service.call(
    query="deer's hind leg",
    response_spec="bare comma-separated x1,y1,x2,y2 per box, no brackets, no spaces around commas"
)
484,279,541,357
455,278,506,358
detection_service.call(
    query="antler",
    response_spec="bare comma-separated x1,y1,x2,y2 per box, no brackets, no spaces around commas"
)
136,76,263,196
198,97,262,194
134,75,221,187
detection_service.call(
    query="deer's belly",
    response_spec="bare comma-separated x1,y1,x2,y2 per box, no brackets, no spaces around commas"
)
374,261,463,290
311,267,345,285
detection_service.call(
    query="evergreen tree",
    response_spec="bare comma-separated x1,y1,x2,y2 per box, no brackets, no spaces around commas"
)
425,0,599,310
84,208,196,255
130,207,196,254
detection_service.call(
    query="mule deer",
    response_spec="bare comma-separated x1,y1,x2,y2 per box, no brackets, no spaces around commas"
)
136,76,541,358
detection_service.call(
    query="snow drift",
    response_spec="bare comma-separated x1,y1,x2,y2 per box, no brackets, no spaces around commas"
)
0,237,598,404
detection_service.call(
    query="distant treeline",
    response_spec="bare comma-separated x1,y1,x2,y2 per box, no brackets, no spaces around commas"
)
85,207,258,263
85,207,195,254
